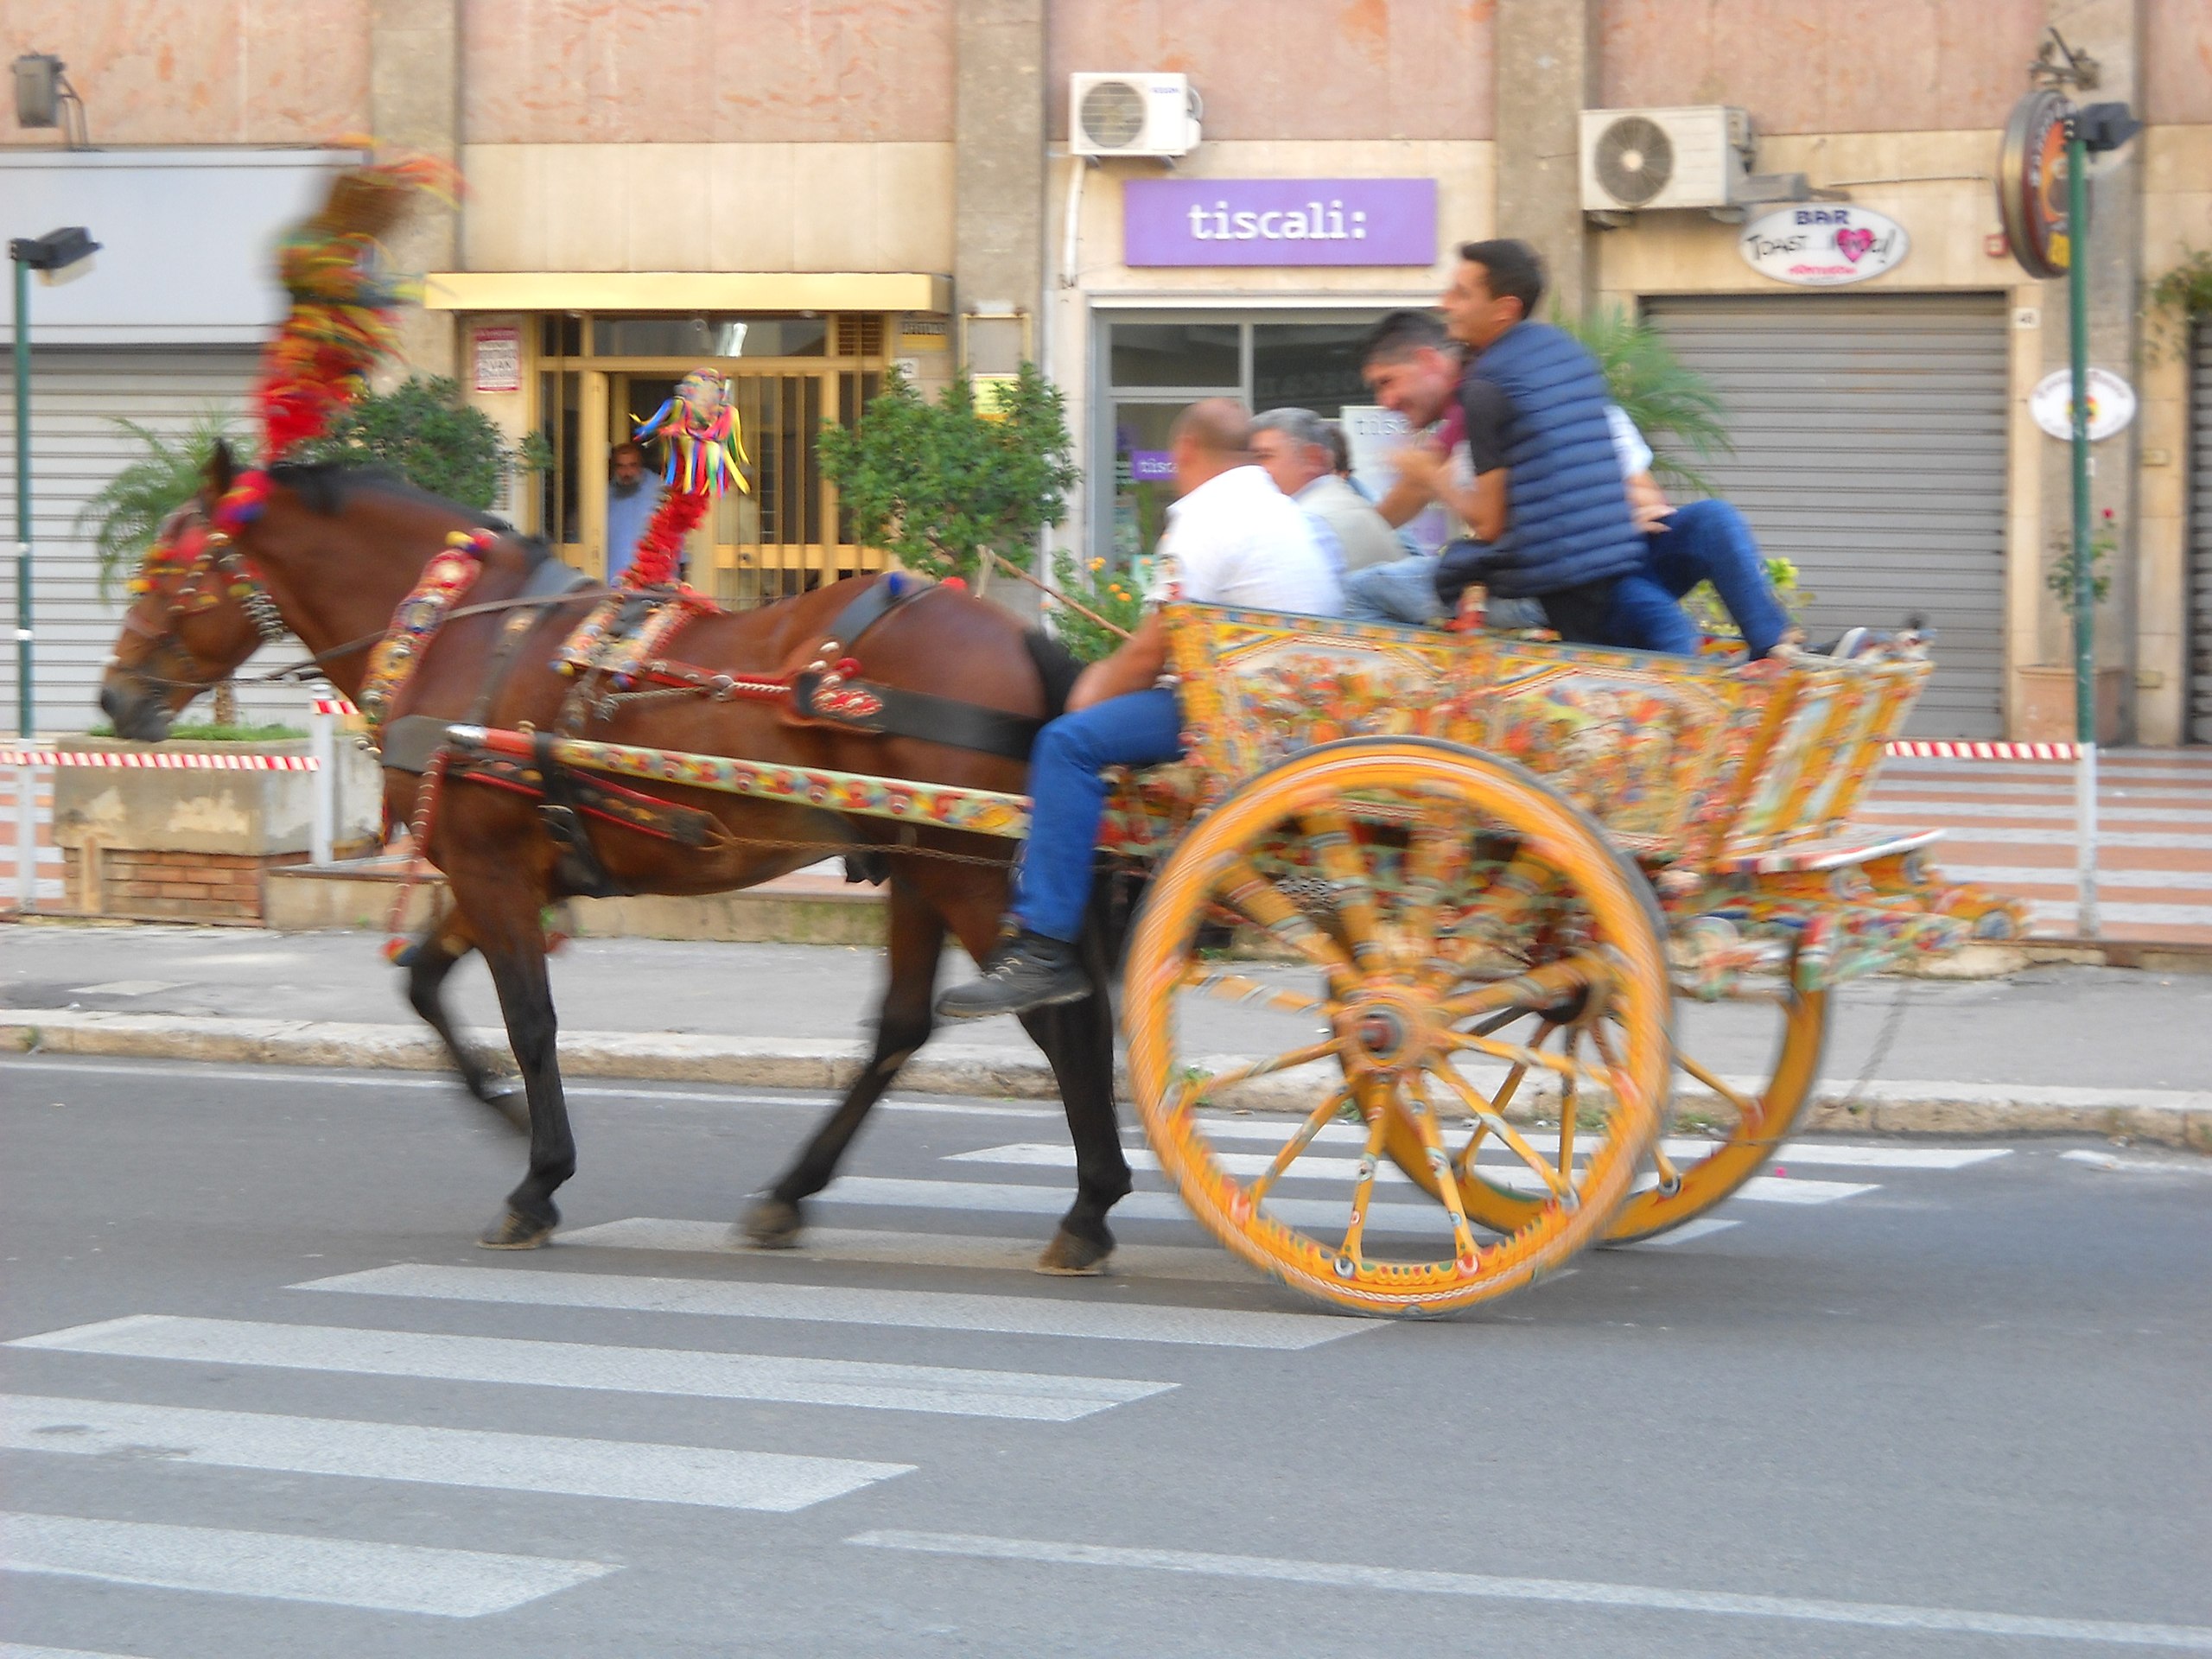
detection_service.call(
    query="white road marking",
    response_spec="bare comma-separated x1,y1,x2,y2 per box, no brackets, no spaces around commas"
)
2061,1149,2212,1177
1630,1218,1740,1248
63,982,180,998
1133,1122,2010,1172
296,1262,1363,1348
556,1219,1258,1284
848,1529,2212,1650
0,1646,154,1658
0,1510,612,1618
7,1316,1168,1423
954,1145,1879,1205
0,1392,907,1513
817,1175,1462,1237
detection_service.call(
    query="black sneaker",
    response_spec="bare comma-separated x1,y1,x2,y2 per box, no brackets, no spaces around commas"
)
937,931,1090,1020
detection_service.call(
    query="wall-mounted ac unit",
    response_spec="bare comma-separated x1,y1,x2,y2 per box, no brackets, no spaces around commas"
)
1580,106,1752,212
1070,73,1201,159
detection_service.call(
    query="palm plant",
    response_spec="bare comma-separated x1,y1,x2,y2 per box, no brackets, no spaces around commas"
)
77,409,246,601
1561,305,1731,494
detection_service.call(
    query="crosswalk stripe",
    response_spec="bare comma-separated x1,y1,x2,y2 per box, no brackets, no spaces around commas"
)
556,1220,1257,1284
7,1316,1170,1422
846,1529,2212,1650
0,1510,612,1618
950,1145,1879,1205
0,1393,909,1514
1,1645,153,1658
1159,1120,2008,1172
816,1174,1463,1236
295,1263,1363,1349
1630,1218,1739,1248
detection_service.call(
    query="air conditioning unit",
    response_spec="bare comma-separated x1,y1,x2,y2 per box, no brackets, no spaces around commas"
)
1070,73,1201,159
1580,106,1752,212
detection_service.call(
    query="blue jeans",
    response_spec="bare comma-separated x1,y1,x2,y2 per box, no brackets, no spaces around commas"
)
1343,555,1444,626
1643,499,1791,658
1011,687,1185,942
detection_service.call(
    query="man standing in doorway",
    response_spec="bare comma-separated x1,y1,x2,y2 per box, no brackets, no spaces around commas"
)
604,440,661,585
937,398,1339,1020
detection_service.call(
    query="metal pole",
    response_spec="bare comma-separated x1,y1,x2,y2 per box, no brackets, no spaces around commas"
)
13,762,35,912
2065,118,2099,938
12,253,31,741
309,698,335,866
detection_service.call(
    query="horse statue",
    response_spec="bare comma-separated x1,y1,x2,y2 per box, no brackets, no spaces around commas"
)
100,450,1132,1274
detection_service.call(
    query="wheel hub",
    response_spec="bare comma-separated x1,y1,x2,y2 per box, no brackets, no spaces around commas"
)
1337,985,1440,1075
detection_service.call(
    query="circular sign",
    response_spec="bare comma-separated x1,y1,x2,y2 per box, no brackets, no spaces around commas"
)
1998,89,2075,278
1738,205,1910,287
2030,367,2135,441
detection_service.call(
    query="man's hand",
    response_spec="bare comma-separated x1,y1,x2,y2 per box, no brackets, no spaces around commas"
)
1388,441,1446,495
1068,611,1170,710
1624,470,1673,537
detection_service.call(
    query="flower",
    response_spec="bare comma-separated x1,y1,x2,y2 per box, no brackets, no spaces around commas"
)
2101,507,2114,521
1089,556,1105,571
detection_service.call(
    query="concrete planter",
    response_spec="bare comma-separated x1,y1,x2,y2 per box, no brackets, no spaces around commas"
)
50,734,383,921
2014,666,2123,745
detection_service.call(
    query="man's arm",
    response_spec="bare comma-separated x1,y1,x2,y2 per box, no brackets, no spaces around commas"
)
1068,610,1170,710
1624,469,1671,534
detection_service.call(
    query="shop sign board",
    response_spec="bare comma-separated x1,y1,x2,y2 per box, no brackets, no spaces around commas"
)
1738,206,1909,286
472,325,521,394
1997,88,2074,278
1122,178,1436,267
2030,367,2134,441
1128,450,1175,482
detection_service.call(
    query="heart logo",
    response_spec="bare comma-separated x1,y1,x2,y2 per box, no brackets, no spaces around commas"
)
1836,226,1876,263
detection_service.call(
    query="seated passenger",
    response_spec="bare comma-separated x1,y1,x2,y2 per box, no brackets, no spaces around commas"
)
937,398,1341,1020
1250,406,1408,574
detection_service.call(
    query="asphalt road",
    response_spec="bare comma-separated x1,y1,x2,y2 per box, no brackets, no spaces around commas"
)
3,1054,2209,1658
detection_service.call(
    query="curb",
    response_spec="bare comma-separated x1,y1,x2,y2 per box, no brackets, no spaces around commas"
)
4,1008,2206,1151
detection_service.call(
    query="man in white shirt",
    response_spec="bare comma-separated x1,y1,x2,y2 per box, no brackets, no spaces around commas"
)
939,398,1339,1019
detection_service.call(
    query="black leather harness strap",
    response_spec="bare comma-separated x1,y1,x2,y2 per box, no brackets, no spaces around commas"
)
789,671,1043,760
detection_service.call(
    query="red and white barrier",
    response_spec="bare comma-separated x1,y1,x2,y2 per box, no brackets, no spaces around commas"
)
1886,740,2082,761
0,749,319,770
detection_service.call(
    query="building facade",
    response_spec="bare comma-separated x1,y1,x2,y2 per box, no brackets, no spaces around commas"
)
4,0,2209,742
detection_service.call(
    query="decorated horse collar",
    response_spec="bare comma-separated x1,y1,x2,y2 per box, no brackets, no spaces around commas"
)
358,527,501,728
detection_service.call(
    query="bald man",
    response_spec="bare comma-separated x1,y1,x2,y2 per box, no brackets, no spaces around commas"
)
938,397,1340,1020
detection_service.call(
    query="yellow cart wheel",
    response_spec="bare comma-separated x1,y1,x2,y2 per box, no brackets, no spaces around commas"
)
1122,738,1672,1318
1386,987,1830,1245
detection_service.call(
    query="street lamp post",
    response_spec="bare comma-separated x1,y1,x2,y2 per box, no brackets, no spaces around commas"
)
9,226,98,914
9,225,99,741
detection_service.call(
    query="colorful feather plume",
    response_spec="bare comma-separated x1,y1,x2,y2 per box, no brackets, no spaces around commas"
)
623,367,751,588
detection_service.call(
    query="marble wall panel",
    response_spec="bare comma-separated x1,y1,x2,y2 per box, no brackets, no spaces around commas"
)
1,0,370,145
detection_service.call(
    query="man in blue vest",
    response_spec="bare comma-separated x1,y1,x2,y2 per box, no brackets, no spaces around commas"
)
1360,240,1691,650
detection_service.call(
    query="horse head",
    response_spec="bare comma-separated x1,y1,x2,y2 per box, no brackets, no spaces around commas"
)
99,441,277,740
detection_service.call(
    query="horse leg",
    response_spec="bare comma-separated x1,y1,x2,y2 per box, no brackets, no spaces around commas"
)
1020,902,1130,1275
460,887,577,1249
400,915,526,1130
743,875,946,1248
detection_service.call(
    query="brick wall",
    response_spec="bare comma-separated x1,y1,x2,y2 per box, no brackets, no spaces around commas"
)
65,848,312,923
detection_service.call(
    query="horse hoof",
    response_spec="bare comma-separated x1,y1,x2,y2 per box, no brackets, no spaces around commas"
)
742,1197,804,1250
1035,1227,1112,1276
478,1209,556,1250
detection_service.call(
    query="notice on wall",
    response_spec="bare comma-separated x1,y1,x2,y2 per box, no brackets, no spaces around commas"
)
1123,179,1437,268
1738,206,1909,287
473,326,521,394
2030,367,2136,441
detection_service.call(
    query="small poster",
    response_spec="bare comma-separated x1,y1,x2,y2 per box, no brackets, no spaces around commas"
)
1739,206,1909,287
2030,368,2136,442
473,326,521,394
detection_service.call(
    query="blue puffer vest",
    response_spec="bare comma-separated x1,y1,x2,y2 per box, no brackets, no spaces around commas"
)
1459,321,1644,600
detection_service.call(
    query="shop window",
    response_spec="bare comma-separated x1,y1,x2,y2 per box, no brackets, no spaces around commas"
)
1251,321,1376,420
1109,321,1241,388
589,315,828,359
539,314,582,358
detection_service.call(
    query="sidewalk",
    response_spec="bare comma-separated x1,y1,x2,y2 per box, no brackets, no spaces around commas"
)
4,923,2207,1147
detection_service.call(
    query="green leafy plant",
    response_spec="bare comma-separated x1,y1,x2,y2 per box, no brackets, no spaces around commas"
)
77,409,244,601
1682,556,1811,637
299,375,549,510
1561,305,1732,495
2146,247,2212,359
2046,506,2119,613
818,364,1081,588
1046,550,1147,662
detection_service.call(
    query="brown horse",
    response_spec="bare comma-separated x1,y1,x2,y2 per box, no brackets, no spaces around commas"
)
100,448,1130,1270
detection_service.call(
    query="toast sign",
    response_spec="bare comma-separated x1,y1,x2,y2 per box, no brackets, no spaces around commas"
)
1739,206,1909,287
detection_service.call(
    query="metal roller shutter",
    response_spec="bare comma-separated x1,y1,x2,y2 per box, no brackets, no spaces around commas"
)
1644,294,2010,738
0,346,309,737
2192,321,2212,745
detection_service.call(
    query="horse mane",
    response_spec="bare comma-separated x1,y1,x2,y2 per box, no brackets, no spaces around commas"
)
265,459,504,531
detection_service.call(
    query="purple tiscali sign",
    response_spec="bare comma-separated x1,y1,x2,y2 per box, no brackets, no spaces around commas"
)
1123,178,1437,268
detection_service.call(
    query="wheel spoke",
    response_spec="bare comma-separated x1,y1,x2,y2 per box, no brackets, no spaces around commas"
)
1399,813,1468,981
1439,952,1610,1024
1402,1070,1480,1264
1675,1050,1762,1128
1425,1058,1576,1206
1213,855,1355,985
1171,1036,1343,1116
1438,1025,1616,1100
1336,1081,1395,1264
1297,805,1388,970
1178,963,1328,1020
1557,1028,1580,1175
1452,1017,1554,1179
1245,1086,1352,1205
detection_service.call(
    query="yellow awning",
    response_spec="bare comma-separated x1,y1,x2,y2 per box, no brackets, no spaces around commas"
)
422,271,952,314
